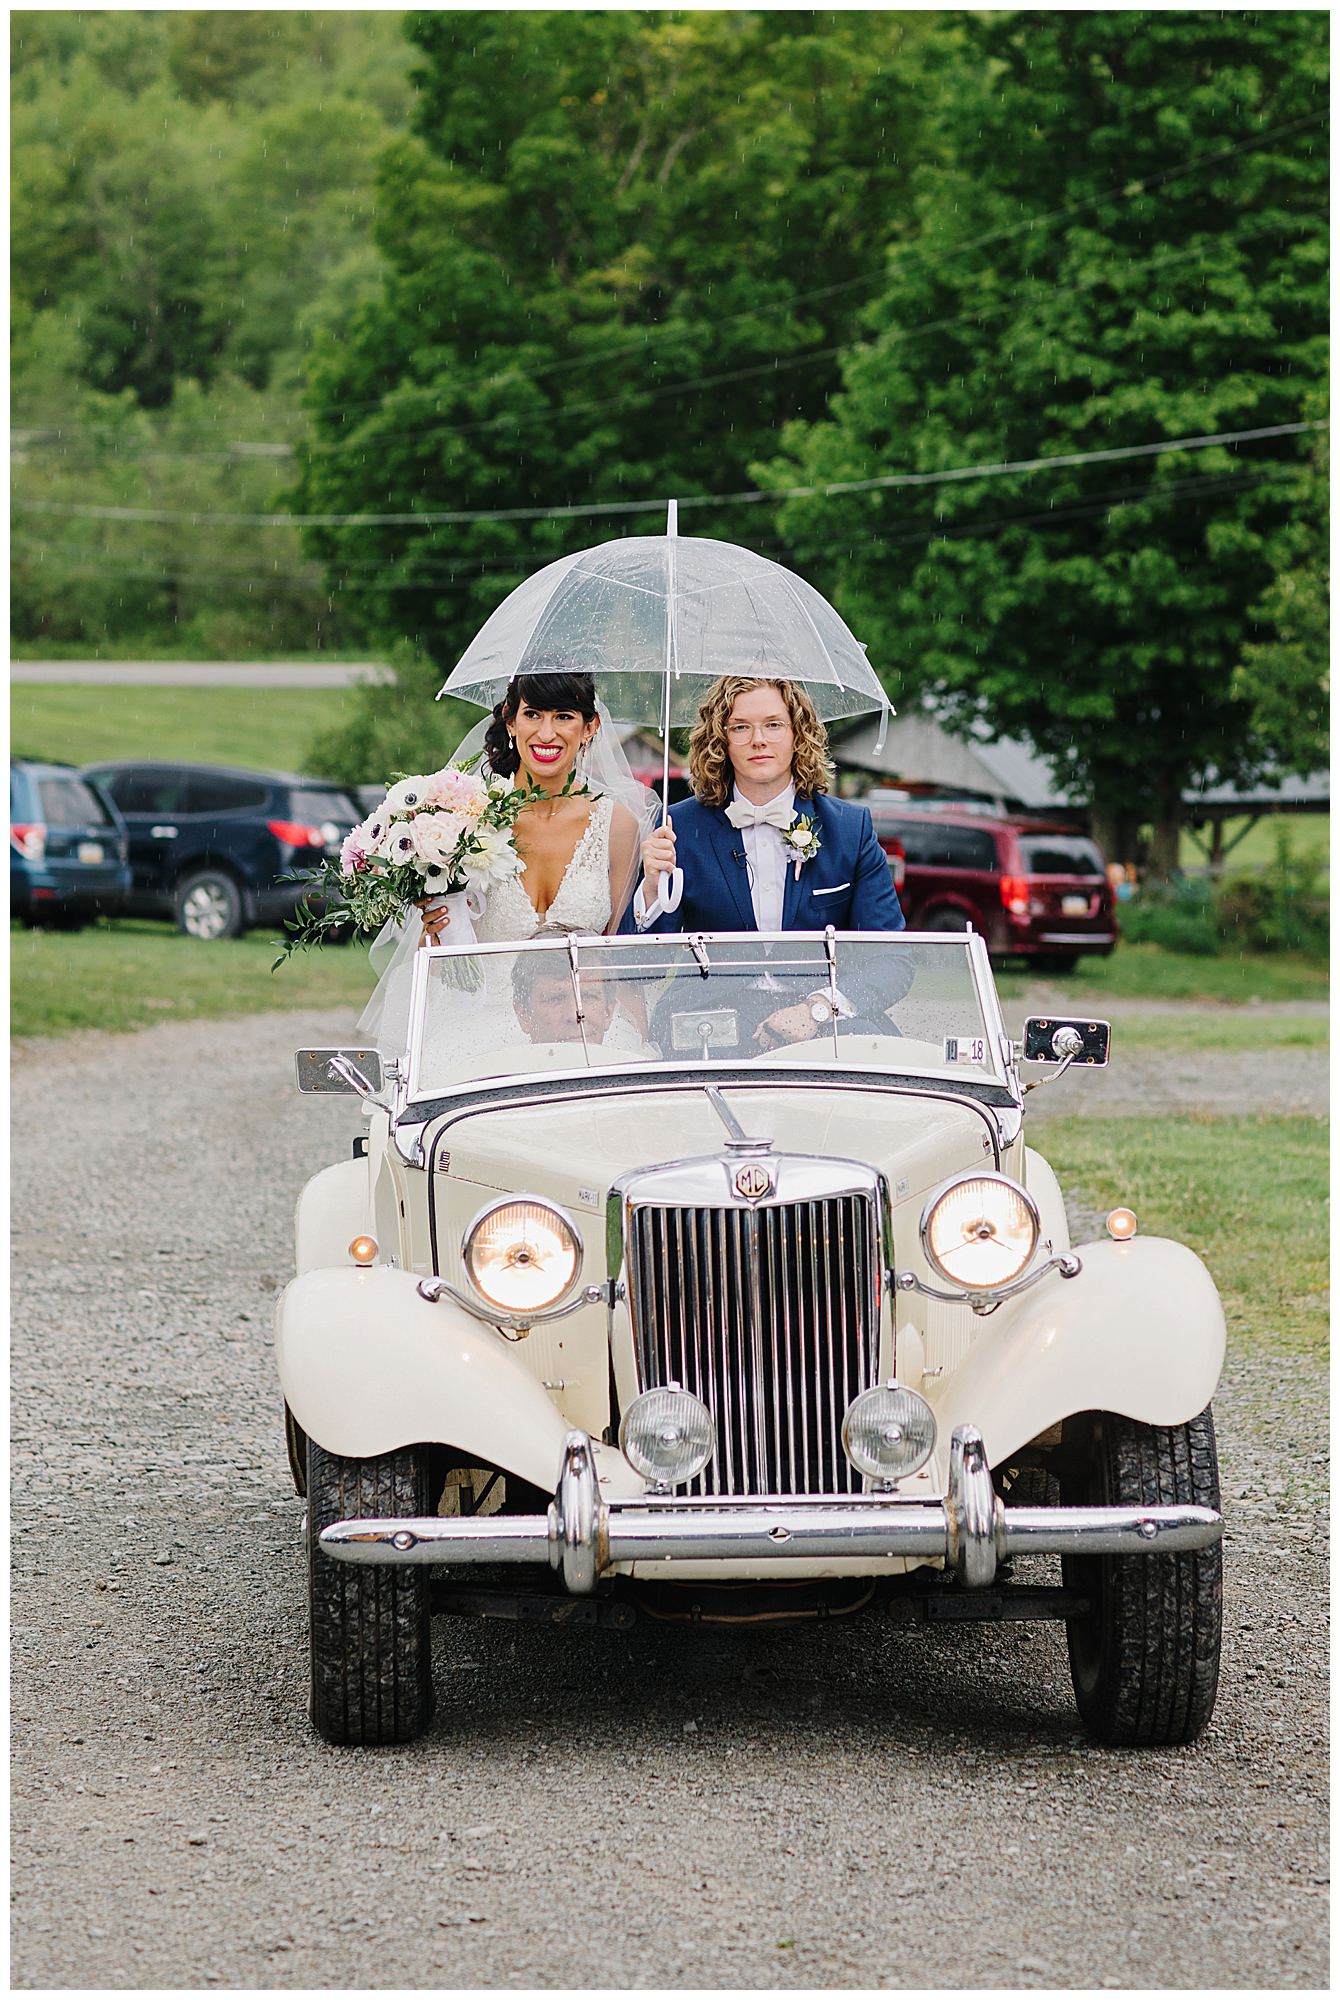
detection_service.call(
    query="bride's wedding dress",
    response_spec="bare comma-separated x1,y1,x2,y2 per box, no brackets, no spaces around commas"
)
473,794,618,942
358,790,644,1058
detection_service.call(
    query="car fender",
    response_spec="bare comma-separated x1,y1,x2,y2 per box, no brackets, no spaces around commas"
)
274,1265,576,1491
295,1160,370,1275
930,1236,1225,1473
1023,1146,1070,1254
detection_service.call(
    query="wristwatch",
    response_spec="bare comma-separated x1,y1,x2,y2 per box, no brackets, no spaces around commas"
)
808,997,835,1027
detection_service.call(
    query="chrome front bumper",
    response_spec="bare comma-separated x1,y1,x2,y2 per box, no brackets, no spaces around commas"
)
319,1426,1224,1593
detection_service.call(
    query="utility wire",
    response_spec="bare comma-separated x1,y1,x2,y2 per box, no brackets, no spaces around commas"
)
14,421,1321,528
13,463,1302,591
14,203,1321,467
12,105,1326,452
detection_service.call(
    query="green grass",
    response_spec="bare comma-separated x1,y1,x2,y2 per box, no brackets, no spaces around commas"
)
995,941,1329,1006
1039,1114,1329,1358
11,641,377,664
10,919,376,1038
10,682,358,775
1106,1010,1328,1054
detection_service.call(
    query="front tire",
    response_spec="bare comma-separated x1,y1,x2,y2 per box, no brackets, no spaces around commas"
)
307,1438,434,1745
175,868,245,940
1063,1409,1222,1746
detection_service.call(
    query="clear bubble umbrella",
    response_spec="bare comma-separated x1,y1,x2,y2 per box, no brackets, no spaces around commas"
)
438,502,893,911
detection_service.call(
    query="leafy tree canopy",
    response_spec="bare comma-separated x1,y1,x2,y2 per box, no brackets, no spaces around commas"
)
291,7,940,774
764,8,1328,867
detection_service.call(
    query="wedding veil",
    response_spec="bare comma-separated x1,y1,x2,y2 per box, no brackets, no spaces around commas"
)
357,696,660,1055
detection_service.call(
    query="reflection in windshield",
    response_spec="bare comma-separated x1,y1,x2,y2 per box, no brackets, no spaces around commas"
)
412,936,999,1096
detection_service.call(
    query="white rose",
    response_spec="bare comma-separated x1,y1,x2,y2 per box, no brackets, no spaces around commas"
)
412,812,464,866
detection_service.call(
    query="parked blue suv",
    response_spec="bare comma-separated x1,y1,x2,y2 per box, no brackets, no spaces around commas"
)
11,759,131,927
82,762,361,940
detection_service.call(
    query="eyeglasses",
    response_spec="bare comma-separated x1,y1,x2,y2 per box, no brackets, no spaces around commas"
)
726,720,791,742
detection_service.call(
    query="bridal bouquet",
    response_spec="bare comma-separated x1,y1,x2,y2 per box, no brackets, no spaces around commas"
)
275,760,543,965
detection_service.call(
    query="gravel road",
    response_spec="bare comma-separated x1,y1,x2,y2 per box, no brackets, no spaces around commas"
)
11,1007,1328,1990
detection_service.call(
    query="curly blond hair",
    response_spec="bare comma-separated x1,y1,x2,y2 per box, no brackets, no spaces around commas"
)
688,677,834,808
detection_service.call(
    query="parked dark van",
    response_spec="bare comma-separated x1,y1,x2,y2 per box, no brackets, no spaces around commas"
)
10,759,131,927
867,803,1117,969
82,762,361,941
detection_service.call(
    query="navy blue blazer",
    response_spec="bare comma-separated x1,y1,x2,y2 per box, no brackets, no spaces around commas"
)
622,791,905,936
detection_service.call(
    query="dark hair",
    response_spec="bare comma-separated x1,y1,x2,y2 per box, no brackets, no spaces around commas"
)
483,669,598,777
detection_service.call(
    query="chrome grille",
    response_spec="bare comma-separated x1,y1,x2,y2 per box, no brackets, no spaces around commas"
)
626,1192,880,1496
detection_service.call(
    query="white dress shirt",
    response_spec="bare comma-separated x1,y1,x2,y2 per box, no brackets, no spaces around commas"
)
634,781,796,929
733,779,795,932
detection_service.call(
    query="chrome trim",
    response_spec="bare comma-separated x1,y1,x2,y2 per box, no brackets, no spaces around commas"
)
894,1251,1082,1310
918,1171,1042,1291
946,1425,1004,1586
461,1191,584,1316
619,1157,882,1497
420,1275,606,1337
1038,932,1118,945
319,1424,1226,1578
546,1431,603,1593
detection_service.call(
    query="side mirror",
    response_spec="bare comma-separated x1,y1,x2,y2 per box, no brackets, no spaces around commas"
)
295,1047,386,1096
1022,1017,1111,1066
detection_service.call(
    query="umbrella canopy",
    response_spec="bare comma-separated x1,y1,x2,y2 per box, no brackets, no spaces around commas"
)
437,524,892,736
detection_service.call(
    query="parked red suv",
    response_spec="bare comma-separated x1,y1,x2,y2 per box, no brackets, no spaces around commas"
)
866,802,1117,969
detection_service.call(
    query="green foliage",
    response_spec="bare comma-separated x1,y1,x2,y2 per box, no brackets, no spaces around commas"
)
292,10,940,673
767,10,1329,866
10,11,415,655
302,643,480,786
1117,829,1328,957
1234,408,1329,775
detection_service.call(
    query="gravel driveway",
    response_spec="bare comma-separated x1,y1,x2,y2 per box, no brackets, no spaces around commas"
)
11,1008,1328,1990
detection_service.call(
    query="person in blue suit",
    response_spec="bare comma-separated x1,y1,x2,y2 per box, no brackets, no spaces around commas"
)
624,675,906,1047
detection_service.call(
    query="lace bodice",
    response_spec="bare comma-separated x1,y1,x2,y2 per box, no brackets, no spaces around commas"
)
475,794,616,943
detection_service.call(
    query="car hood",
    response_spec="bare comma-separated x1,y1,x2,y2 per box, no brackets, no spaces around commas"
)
431,1081,1000,1224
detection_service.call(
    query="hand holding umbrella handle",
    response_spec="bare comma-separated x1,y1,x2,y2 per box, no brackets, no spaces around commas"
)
649,866,684,918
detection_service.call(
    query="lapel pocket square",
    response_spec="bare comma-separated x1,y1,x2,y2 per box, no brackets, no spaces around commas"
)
813,881,851,898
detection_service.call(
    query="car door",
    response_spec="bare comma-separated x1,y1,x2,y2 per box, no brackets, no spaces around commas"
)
92,767,193,909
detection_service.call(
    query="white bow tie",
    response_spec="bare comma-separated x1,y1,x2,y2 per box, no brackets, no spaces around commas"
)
725,796,794,832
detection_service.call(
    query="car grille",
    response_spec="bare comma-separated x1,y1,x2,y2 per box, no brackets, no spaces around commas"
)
626,1192,881,1496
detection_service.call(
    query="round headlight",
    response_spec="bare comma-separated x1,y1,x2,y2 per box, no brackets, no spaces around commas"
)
462,1196,581,1313
921,1172,1040,1291
842,1382,936,1482
619,1387,714,1489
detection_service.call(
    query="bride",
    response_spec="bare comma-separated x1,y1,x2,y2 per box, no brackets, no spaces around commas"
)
358,668,655,1053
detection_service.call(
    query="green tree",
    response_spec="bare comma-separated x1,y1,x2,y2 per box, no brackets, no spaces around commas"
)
766,9,1328,872
1234,406,1328,775
291,8,938,779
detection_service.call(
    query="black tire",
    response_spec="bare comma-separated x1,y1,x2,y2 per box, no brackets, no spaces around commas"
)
307,1437,434,1745
175,868,245,941
922,906,973,932
284,1403,308,1497
1063,1409,1222,1747
1037,951,1079,973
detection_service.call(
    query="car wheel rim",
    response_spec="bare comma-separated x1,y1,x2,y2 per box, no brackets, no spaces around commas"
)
182,884,232,939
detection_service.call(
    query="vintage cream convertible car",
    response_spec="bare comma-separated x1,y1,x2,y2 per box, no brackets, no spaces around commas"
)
278,930,1224,1747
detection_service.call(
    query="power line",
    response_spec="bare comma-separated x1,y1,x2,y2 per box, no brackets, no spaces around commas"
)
12,463,1303,593
12,105,1326,453
14,420,1321,529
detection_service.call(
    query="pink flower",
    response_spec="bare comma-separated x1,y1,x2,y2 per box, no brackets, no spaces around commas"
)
339,829,367,876
426,764,488,813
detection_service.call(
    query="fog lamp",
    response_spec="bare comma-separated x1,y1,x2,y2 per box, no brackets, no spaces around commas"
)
620,1386,714,1490
1106,1206,1138,1241
921,1172,1040,1291
842,1382,936,1483
463,1196,580,1313
348,1235,379,1266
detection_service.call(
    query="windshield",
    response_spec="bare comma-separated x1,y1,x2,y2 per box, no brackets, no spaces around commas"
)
407,934,1005,1098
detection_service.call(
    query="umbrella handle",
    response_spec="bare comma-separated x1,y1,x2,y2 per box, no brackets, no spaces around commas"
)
647,866,684,919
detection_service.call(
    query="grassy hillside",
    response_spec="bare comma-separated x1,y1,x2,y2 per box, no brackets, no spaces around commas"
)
12,682,358,775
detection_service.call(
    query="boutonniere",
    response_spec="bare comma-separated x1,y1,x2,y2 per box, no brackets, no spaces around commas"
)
781,812,822,880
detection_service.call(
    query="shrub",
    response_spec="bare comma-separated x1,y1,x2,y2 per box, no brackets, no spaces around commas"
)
1120,877,1221,956
1213,826,1328,954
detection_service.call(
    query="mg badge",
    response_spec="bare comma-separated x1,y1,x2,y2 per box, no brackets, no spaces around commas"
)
733,1160,774,1202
